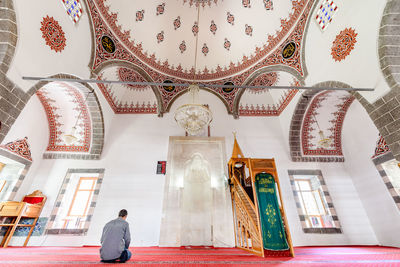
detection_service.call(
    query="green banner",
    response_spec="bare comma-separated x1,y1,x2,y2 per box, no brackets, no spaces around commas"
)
255,173,289,251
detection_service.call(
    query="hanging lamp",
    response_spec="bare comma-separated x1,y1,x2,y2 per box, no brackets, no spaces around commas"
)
312,114,333,149
173,5,212,136
62,90,92,145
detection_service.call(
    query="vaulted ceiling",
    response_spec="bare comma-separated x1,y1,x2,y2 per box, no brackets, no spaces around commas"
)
4,0,392,159
88,0,312,116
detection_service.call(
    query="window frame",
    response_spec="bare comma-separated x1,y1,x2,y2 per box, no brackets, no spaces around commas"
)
46,169,104,235
62,177,98,229
0,180,6,194
373,153,400,211
0,151,31,201
295,178,331,228
288,170,342,234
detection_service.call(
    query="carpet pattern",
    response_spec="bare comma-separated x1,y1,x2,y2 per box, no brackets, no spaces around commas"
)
0,246,399,266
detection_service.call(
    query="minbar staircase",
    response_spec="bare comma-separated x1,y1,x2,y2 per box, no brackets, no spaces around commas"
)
231,175,264,256
228,135,294,257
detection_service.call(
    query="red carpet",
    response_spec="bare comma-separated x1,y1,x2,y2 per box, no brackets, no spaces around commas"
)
0,246,399,266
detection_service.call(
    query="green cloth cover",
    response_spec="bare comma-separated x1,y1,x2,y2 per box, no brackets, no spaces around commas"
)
255,172,289,251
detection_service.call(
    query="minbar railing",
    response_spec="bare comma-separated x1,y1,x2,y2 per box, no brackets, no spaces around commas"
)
228,157,294,257
231,175,263,256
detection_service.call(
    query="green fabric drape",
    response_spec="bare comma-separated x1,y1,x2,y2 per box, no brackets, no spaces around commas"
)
255,173,289,251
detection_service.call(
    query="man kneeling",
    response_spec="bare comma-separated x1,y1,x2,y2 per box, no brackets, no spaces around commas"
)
100,209,132,263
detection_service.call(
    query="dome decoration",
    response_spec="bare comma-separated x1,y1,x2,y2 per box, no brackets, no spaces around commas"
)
210,20,217,35
36,83,91,152
40,16,66,52
242,0,251,8
183,0,220,8
91,0,309,80
331,28,358,62
245,24,253,36
117,68,148,91
156,3,165,15
173,16,181,30
226,12,235,25
202,43,209,56
239,74,300,116
136,10,145,22
192,21,199,36
179,40,187,53
301,90,355,157
88,0,311,114
157,31,165,43
96,69,158,114
248,72,279,94
264,0,273,10
282,42,296,59
101,35,115,53
222,81,235,93
224,38,231,51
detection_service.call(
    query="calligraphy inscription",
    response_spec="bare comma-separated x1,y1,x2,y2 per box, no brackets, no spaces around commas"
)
222,82,235,93
163,80,175,92
101,35,116,53
282,42,296,59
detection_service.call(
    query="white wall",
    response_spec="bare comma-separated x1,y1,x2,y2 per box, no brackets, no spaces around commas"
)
343,99,400,247
276,90,377,246
3,90,380,247
304,0,389,103
10,0,93,91
1,95,48,201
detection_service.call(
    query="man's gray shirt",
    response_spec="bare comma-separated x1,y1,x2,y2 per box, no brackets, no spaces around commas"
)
100,218,131,260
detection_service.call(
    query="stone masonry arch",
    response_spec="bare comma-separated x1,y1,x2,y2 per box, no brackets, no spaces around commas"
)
351,0,400,161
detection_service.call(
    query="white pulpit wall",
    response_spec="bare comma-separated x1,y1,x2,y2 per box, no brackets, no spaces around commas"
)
159,136,235,247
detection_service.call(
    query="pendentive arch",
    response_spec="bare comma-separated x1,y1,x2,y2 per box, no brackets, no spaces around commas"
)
91,60,164,116
233,65,305,118
0,3,104,159
0,1,31,143
27,73,105,160
289,81,354,162
93,60,233,116
164,85,233,115
230,0,321,119
83,0,164,116
350,0,400,161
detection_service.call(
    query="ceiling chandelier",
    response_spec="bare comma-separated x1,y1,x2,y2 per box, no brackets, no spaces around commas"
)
312,114,332,149
317,130,332,148
62,90,92,145
174,6,213,136
174,84,212,135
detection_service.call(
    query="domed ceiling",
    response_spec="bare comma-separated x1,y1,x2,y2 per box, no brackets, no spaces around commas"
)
99,0,297,77
87,0,313,115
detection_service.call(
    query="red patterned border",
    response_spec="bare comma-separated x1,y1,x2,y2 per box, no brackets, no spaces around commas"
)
301,91,354,156
90,0,311,80
372,134,391,158
97,81,157,114
117,67,148,91
239,89,298,116
239,79,300,116
36,84,91,152
0,137,32,161
87,0,313,113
